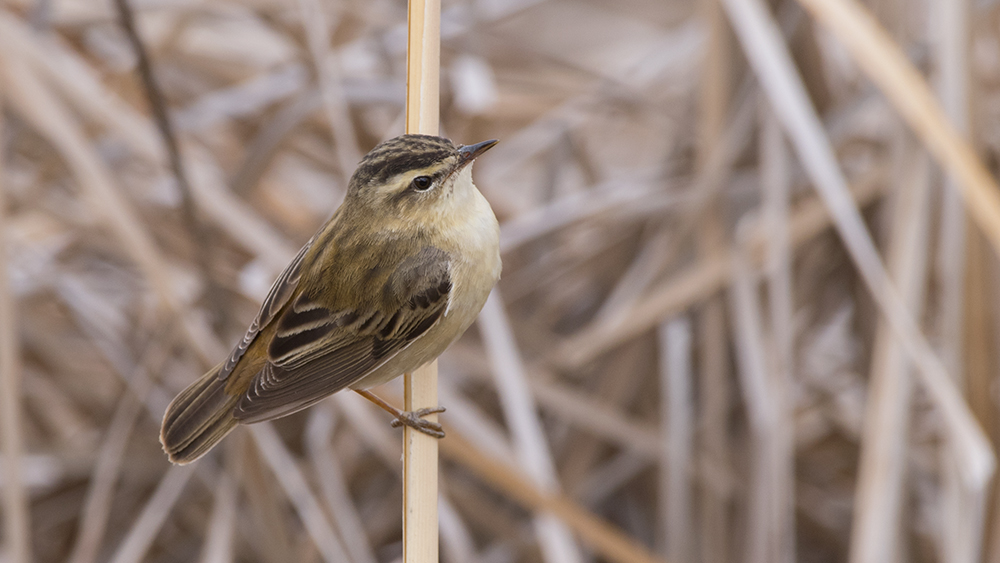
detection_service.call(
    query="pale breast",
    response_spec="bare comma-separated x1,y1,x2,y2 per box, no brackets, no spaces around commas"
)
349,182,500,389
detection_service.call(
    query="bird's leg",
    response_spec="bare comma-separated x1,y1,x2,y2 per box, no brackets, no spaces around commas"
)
353,389,446,438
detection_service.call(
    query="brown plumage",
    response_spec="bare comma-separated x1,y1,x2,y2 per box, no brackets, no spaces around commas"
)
160,134,501,464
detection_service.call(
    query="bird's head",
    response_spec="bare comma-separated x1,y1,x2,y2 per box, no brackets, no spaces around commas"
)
346,134,497,217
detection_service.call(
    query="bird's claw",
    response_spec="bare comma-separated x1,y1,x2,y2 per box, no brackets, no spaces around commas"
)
390,406,446,438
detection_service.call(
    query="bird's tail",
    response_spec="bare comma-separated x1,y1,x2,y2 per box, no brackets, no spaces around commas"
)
160,362,240,464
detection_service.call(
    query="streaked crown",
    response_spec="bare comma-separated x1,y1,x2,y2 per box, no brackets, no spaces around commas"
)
350,134,457,191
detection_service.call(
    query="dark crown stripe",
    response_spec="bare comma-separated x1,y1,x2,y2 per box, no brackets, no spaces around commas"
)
351,135,456,188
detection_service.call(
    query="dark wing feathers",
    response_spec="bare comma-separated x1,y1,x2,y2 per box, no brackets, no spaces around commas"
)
236,340,388,423
232,247,452,423
267,297,343,362
218,238,313,381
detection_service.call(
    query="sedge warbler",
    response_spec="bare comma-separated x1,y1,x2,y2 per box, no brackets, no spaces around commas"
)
161,134,501,464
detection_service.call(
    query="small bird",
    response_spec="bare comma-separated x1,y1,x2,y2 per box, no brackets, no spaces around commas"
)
161,134,501,464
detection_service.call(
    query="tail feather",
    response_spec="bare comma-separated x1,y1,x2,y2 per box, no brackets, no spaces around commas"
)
160,363,240,464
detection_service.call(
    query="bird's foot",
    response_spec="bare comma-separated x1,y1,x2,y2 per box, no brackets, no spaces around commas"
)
390,406,446,439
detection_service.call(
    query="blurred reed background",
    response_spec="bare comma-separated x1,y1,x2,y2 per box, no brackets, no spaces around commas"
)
1,0,1000,561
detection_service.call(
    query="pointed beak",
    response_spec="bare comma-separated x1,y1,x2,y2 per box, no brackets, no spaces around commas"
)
457,139,498,166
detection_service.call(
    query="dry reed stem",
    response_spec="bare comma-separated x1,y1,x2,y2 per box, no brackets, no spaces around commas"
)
658,318,692,562
66,323,175,563
498,172,667,254
295,0,362,177
590,86,756,329
573,453,650,506
438,495,478,563
933,0,970,382
228,89,321,198
793,0,1000,259
249,423,353,563
729,236,788,563
403,0,441,560
306,408,379,563
529,377,661,458
67,372,149,563
558,167,889,365
849,140,931,563
333,393,400,467
695,3,734,560
0,13,296,272
198,472,237,563
439,433,668,563
0,91,31,563
184,147,299,270
374,389,668,563
555,339,650,496
931,0,984,560
112,0,217,306
979,261,1000,563
402,364,440,563
479,291,584,563
56,321,198,563
722,0,994,489
108,465,195,563
437,378,516,460
760,107,795,563
0,44,218,364
0,12,159,157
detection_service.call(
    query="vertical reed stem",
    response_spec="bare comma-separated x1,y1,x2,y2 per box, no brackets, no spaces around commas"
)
0,92,31,563
403,0,440,560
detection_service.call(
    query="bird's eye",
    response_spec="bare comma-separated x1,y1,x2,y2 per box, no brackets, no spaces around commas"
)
411,176,433,191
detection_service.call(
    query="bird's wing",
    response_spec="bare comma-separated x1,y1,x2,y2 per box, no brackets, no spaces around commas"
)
217,237,314,381
233,247,452,423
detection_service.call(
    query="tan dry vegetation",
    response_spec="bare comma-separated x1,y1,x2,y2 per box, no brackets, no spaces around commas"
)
1,0,1000,562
